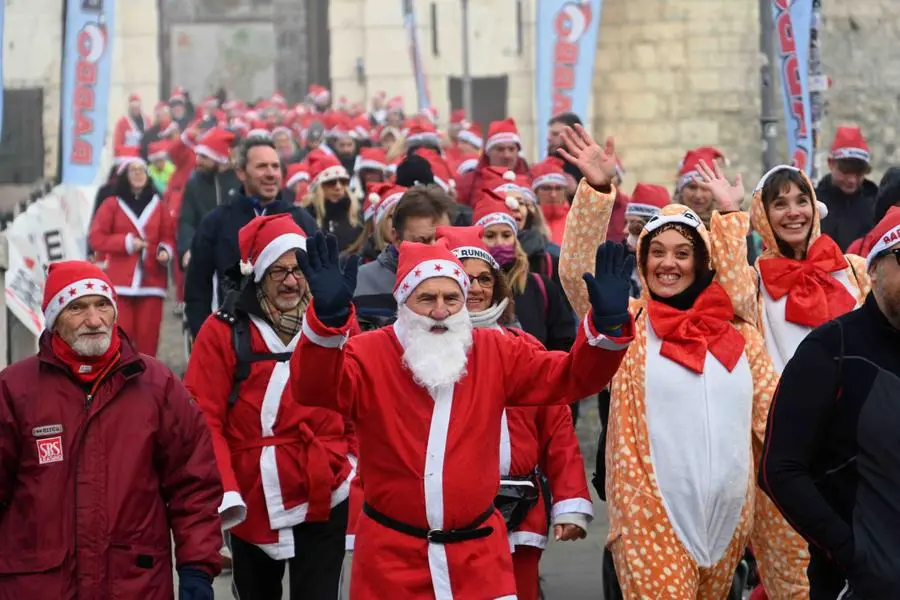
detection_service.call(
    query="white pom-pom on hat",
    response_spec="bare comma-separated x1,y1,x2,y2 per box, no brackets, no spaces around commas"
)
505,196,520,210
240,260,254,276
503,170,516,182
816,200,829,220
368,192,381,204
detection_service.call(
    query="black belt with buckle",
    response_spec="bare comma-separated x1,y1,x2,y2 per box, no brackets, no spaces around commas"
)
362,502,495,544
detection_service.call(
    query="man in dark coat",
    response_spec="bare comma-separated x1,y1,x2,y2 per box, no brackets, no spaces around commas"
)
185,138,318,337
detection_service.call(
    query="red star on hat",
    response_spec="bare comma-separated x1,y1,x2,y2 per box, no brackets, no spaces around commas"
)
85,282,95,289
414,269,422,277
434,264,443,272
68,288,77,296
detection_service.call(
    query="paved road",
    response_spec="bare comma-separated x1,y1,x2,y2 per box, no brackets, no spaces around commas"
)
158,297,610,598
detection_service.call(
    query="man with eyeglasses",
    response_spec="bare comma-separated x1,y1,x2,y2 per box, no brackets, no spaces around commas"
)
185,214,356,600
759,207,900,600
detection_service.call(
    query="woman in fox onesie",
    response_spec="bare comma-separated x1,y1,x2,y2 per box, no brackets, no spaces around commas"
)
557,127,778,599
706,164,871,599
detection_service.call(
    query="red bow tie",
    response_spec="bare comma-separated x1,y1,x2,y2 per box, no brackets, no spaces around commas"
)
758,235,856,328
648,282,746,374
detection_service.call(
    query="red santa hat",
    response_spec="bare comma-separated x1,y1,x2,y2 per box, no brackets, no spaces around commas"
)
483,166,529,199
626,183,671,218
351,114,372,140
830,126,870,164
677,148,722,192
473,188,519,234
308,84,331,105
42,261,117,331
238,214,308,282
355,147,388,173
485,118,521,152
450,109,469,127
436,225,500,270
366,182,407,224
271,125,293,139
456,157,479,175
114,146,147,174
195,128,235,165
169,87,186,104
308,151,350,188
457,123,483,149
419,106,439,125
325,112,352,139
393,240,470,305
531,157,568,190
387,96,404,112
865,206,900,269
128,93,141,105
285,162,310,189
271,91,287,107
147,141,170,162
407,120,441,146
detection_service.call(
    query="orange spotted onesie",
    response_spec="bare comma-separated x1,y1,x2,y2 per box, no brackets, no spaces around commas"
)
560,180,778,599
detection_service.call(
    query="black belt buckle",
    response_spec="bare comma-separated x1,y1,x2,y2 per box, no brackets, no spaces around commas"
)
427,528,448,543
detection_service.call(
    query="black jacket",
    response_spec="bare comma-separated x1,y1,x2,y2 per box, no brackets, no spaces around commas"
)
873,167,900,224
305,197,362,253
177,169,242,259
759,294,900,599
513,272,576,352
184,188,318,337
816,175,879,251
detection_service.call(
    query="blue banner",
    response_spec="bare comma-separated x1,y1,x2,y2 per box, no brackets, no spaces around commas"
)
536,0,604,160
60,0,115,185
771,0,813,173
402,0,431,111
0,1,5,144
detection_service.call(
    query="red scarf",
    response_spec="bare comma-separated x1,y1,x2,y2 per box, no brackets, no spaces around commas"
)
51,329,121,385
648,282,746,374
758,235,856,328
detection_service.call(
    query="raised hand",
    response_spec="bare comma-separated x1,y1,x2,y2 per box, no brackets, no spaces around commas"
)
695,159,744,213
557,124,618,189
296,232,359,324
583,241,633,330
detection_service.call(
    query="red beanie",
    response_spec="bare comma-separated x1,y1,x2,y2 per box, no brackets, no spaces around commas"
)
830,126,870,164
472,188,520,234
627,183,671,218
393,240,469,305
436,225,499,270
238,214,307,282
42,261,117,331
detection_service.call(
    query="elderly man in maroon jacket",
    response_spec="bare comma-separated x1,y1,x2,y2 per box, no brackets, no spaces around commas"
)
0,260,223,600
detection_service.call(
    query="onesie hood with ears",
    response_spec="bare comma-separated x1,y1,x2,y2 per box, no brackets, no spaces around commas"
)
750,166,826,260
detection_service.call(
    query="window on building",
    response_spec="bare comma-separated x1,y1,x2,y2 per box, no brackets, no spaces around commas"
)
0,89,45,184
448,76,508,128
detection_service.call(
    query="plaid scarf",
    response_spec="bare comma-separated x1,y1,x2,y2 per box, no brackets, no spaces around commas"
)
257,286,308,343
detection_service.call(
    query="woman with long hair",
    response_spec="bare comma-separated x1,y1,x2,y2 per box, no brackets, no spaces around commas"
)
343,182,407,263
437,225,593,600
302,151,362,252
472,189,575,352
708,163,871,599
88,147,174,357
558,126,775,599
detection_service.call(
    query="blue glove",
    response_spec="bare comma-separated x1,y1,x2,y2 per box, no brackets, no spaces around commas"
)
582,240,633,331
296,232,359,327
178,567,213,600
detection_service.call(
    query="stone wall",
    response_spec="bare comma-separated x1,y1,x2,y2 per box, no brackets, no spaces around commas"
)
593,0,900,191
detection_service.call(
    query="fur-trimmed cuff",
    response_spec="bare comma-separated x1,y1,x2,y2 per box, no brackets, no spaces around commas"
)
125,233,137,255
218,491,247,530
302,301,356,348
583,313,633,350
553,512,589,532
551,498,594,521
157,242,174,263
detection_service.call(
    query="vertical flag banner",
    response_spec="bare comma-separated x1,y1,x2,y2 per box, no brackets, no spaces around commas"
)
771,0,814,174
536,0,604,160
402,0,432,111
60,0,115,186
0,0,5,144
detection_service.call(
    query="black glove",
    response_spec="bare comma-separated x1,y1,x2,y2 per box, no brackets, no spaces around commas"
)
583,241,633,330
178,567,213,600
296,232,359,327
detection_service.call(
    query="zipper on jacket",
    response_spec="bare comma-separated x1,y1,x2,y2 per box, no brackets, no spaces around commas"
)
85,394,93,413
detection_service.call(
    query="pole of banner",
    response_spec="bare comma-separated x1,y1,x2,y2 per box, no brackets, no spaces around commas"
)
808,0,824,183
0,231,8,369
461,0,473,119
759,0,780,172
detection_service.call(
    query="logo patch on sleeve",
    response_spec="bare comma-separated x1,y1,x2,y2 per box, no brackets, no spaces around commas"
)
36,436,64,465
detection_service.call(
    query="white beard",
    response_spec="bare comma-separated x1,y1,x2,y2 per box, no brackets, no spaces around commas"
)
69,326,112,357
394,303,474,391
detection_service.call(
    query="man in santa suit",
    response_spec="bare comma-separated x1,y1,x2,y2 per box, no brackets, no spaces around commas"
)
291,231,634,599
114,93,149,149
185,214,355,599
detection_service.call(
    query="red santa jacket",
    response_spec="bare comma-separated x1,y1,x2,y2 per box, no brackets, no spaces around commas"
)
185,313,357,559
0,331,223,599
88,194,175,297
163,130,199,220
114,114,150,148
455,154,532,206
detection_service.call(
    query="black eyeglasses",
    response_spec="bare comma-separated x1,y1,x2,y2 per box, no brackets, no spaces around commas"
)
267,266,305,282
468,273,495,288
879,248,900,266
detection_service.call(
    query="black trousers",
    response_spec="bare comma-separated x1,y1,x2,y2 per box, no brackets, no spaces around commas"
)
231,499,349,600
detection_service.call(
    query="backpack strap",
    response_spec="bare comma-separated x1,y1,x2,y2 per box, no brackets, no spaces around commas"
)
543,252,554,279
225,316,294,408
531,272,549,319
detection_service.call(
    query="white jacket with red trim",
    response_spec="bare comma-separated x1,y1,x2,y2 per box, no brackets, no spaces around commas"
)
88,194,175,297
185,313,357,560
114,114,149,148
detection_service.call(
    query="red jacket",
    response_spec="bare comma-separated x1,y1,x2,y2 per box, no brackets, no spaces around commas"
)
0,331,223,599
164,131,199,221
89,194,175,297
113,114,149,148
185,312,358,559
455,154,532,206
